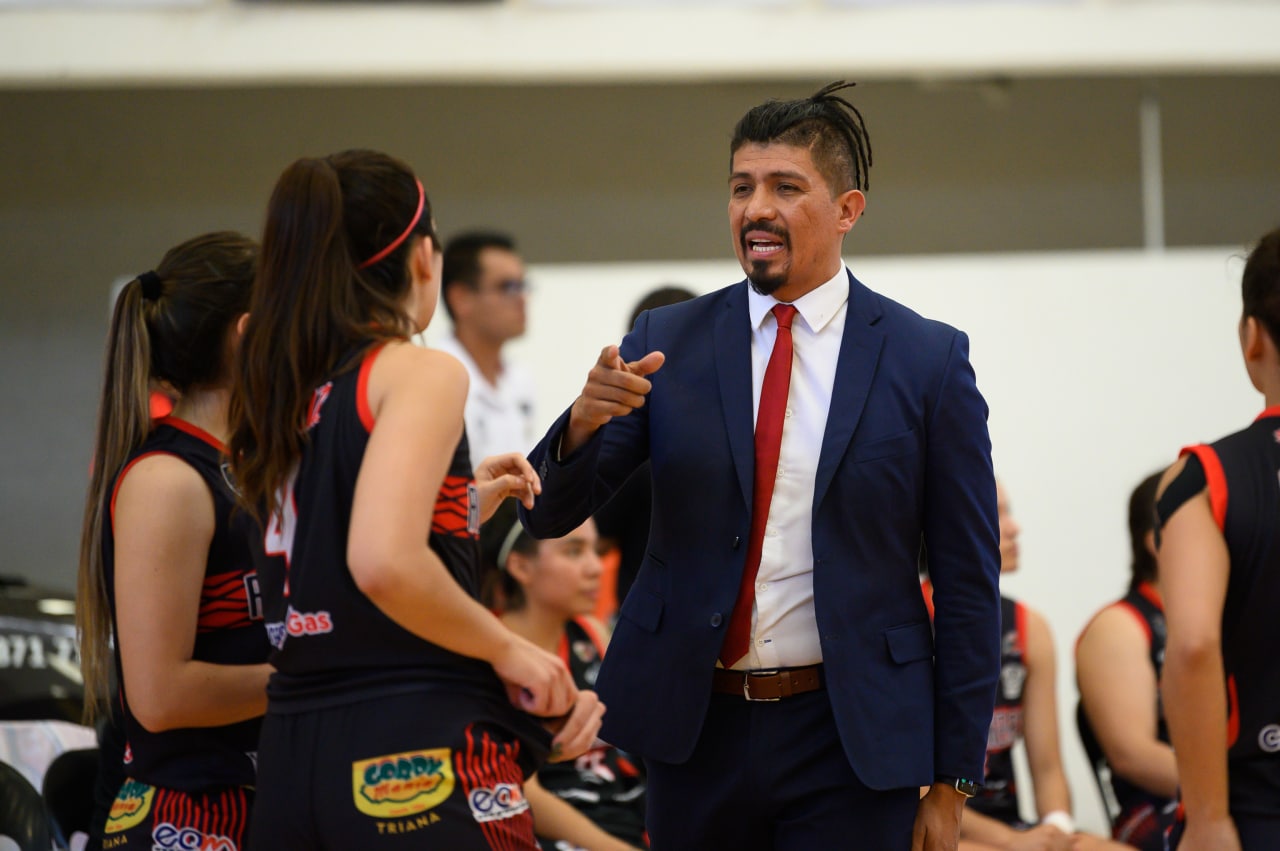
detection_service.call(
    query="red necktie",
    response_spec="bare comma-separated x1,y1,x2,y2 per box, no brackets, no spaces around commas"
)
720,303,797,668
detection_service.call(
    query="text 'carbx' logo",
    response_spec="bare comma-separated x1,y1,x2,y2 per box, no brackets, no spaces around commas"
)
352,748,455,819
104,780,154,834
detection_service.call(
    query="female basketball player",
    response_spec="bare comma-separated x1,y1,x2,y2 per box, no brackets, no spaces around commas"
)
1158,227,1280,850
228,149,602,849
77,231,270,850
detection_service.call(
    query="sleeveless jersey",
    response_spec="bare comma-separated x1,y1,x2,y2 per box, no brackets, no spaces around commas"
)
1167,407,1280,818
255,344,509,714
1077,581,1174,844
969,595,1027,824
103,417,267,791
535,618,647,847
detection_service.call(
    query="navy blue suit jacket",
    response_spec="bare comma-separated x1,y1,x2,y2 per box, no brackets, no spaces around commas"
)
522,272,1001,790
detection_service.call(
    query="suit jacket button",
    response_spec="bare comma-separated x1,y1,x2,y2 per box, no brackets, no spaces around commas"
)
710,613,723,628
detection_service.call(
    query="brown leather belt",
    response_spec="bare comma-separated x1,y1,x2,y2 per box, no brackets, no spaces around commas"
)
711,664,824,702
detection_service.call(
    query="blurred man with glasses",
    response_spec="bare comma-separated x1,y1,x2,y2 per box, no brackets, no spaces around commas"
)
435,230,538,468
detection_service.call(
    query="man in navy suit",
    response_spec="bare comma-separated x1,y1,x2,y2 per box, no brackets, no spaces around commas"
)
521,81,1001,850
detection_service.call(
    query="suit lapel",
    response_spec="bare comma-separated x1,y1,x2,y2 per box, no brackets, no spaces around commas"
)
714,281,755,508
814,272,885,508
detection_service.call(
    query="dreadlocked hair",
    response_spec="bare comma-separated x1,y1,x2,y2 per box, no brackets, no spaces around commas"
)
730,80,873,195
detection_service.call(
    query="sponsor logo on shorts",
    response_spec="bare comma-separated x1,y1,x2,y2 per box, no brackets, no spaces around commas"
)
352,748,456,819
104,779,155,834
467,783,529,823
1259,723,1280,753
151,822,237,851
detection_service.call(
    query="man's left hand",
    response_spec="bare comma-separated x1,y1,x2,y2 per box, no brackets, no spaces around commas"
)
911,783,966,851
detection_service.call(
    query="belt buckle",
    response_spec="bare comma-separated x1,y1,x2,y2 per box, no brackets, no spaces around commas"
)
743,669,781,702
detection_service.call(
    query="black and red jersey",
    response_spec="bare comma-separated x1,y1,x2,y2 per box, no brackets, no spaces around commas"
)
967,595,1027,824
535,617,647,847
1077,581,1175,846
920,582,1026,823
103,417,268,792
1162,407,1280,818
253,344,508,714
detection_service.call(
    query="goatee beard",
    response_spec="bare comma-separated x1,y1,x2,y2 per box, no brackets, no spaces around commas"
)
748,263,786,296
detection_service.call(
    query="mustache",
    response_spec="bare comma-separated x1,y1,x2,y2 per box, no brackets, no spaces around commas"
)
740,221,788,243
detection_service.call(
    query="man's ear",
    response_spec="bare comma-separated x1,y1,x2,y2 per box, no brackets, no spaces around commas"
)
836,189,867,234
235,312,250,339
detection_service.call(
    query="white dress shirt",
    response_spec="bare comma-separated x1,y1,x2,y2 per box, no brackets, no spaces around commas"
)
432,334,538,470
739,266,849,670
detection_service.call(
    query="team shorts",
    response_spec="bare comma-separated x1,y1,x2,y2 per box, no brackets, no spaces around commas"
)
250,690,548,850
100,780,252,851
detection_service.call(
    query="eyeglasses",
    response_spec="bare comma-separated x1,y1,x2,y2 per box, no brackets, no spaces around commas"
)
479,278,530,298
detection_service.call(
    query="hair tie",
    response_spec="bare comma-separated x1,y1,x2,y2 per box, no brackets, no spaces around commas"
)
358,179,426,270
138,271,163,301
496,516,528,572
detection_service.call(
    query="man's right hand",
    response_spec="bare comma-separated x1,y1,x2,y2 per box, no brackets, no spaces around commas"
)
563,345,665,455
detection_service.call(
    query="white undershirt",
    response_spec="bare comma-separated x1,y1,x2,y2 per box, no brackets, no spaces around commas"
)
739,266,849,670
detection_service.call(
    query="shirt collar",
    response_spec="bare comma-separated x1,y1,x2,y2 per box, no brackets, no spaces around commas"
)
747,264,850,334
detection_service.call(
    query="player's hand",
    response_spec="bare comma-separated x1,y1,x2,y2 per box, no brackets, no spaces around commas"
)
491,633,577,719
473,452,541,520
543,689,606,763
564,345,665,455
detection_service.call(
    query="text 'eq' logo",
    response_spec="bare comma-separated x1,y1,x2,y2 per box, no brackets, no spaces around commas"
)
151,823,236,851
468,783,529,823
352,749,455,818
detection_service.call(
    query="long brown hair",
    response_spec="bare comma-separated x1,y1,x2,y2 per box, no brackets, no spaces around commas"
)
228,149,435,521
77,232,257,724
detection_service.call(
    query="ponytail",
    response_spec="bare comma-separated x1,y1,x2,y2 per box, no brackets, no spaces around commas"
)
230,149,434,521
77,278,153,723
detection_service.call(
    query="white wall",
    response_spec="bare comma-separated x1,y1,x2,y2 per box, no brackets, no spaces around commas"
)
423,245,1257,832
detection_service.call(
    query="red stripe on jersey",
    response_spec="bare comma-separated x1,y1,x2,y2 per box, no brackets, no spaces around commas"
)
919,578,936,620
155,416,227,454
198,570,253,633
574,615,607,656
1179,444,1228,532
432,475,476,537
1227,673,1240,748
1113,600,1153,645
1013,600,1028,659
1135,580,1163,611
454,725,534,850
357,343,386,433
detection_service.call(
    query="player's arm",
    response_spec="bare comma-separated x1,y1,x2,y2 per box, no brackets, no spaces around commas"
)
1076,606,1178,799
113,455,271,731
348,342,576,718
1156,456,1237,844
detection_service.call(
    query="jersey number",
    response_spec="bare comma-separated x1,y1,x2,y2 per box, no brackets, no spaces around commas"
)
264,470,299,593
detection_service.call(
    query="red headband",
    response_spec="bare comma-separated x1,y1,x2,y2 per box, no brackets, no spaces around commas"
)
358,179,426,269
